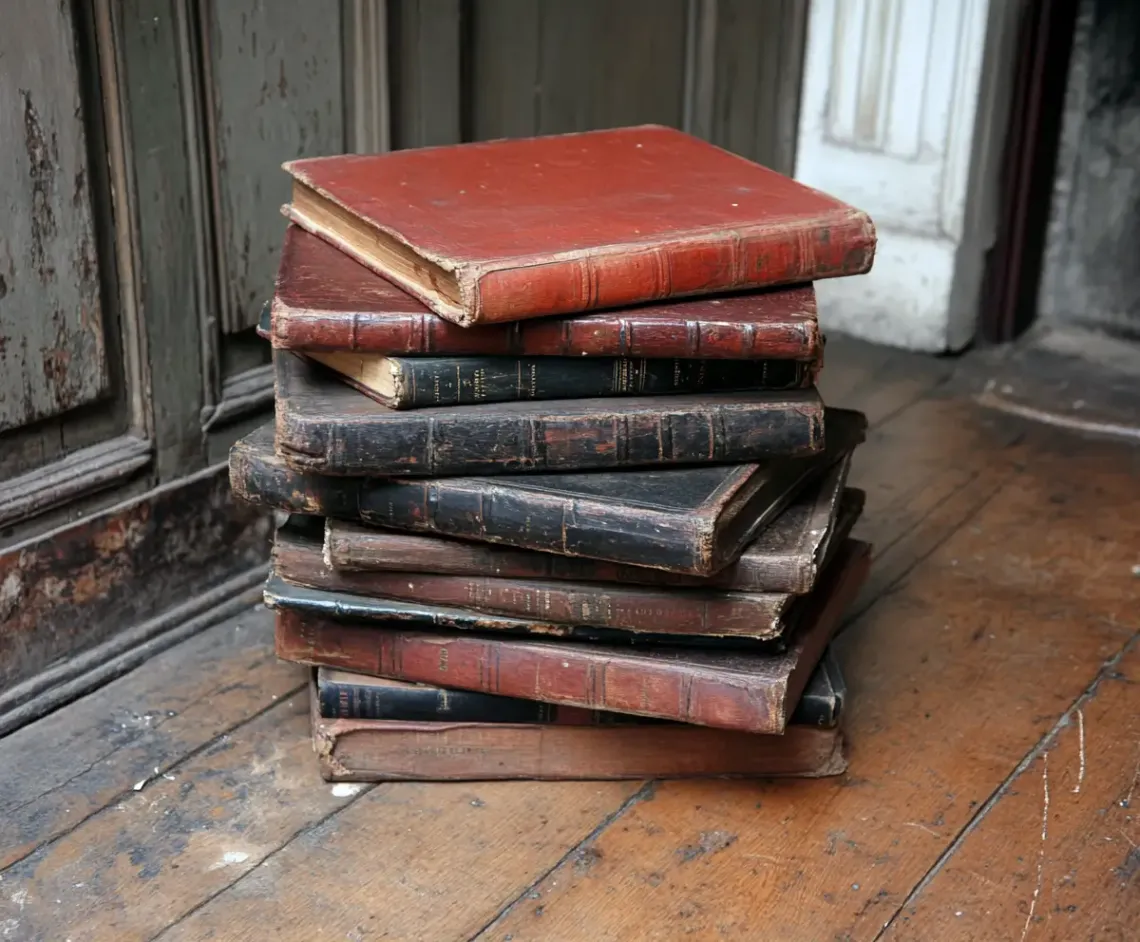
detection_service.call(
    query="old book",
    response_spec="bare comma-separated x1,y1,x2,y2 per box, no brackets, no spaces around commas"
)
301,350,815,410
271,505,856,637
265,573,795,645
275,351,825,477
325,462,861,595
283,125,875,326
316,645,846,727
313,700,848,782
269,225,823,360
231,408,865,575
276,539,871,733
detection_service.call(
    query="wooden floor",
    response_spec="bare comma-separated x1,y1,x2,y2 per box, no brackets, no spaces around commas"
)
2,338,1138,942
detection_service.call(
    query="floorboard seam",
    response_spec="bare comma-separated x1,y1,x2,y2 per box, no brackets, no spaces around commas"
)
870,629,1140,940
464,780,659,941
145,782,379,941
0,680,308,877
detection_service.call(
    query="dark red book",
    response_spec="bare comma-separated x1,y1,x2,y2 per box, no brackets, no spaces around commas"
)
269,226,822,360
275,539,871,733
283,125,875,325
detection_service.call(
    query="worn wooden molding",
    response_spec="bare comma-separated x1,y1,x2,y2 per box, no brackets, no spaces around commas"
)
344,0,391,154
92,0,152,441
0,567,265,737
0,459,274,730
200,362,275,430
0,435,152,531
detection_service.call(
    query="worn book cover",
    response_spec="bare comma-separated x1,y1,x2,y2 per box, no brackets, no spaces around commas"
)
302,351,815,410
283,125,875,325
269,225,823,360
313,698,848,782
316,645,846,727
325,461,862,595
275,351,825,477
272,499,858,636
231,408,865,575
276,539,871,733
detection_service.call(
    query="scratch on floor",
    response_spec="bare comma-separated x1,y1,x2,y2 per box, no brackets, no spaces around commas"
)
1072,709,1085,794
903,822,942,838
1019,752,1050,942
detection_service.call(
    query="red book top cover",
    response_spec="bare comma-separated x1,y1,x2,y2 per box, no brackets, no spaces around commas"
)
270,225,822,360
283,125,875,326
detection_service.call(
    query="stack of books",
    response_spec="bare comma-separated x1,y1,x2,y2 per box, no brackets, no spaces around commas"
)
229,125,877,782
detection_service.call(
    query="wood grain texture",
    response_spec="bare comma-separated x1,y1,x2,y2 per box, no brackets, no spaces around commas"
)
0,0,108,432
271,225,823,359
881,644,1140,942
284,126,876,324
202,0,344,333
473,420,1140,942
0,609,300,872
389,0,462,149
275,350,826,477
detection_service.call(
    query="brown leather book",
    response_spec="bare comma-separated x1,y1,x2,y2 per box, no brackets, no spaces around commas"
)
324,461,861,595
275,351,825,477
275,539,871,733
313,695,848,782
271,503,853,638
272,492,859,636
282,125,875,325
230,409,865,575
270,225,823,360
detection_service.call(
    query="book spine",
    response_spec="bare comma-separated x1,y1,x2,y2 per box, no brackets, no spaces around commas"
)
467,211,876,323
358,479,709,573
277,613,785,733
314,719,847,782
271,302,822,360
290,566,789,637
325,525,712,585
387,357,811,408
318,674,559,723
318,675,836,727
278,392,825,476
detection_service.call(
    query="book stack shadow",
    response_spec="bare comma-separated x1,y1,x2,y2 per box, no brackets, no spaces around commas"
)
228,125,877,782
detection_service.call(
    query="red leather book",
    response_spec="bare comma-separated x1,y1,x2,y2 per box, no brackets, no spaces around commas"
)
269,226,822,360
282,125,875,325
275,539,870,733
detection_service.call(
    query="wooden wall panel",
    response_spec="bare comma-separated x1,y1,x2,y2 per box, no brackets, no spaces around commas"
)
202,0,345,334
710,0,808,174
389,0,463,148
469,0,689,141
0,0,108,433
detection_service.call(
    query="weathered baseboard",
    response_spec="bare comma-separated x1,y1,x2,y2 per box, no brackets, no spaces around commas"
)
0,461,273,735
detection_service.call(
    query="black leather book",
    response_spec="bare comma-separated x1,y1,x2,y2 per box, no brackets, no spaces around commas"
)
301,351,814,409
274,351,825,476
231,407,866,575
314,647,846,727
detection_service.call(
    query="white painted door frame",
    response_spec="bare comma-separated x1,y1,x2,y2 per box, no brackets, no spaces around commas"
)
794,0,1022,352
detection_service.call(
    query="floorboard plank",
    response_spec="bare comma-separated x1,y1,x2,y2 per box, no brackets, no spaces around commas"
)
0,609,301,872
472,414,1140,942
0,695,350,942
155,781,647,942
881,642,1140,942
